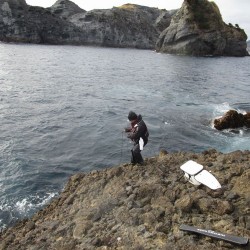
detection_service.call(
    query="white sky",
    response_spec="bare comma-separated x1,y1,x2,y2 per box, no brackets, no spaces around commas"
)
25,0,250,38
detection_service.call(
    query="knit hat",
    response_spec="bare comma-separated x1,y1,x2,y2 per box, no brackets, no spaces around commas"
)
128,111,137,121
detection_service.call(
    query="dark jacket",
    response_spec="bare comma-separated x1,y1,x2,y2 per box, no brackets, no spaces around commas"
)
127,115,149,146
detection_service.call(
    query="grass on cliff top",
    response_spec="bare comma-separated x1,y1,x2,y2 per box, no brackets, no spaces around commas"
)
118,4,138,10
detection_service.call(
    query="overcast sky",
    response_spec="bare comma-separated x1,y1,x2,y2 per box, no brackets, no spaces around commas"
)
25,0,250,39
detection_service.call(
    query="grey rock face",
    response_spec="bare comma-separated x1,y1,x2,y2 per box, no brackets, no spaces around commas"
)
0,0,248,56
156,0,249,56
0,1,174,49
0,0,85,44
48,0,86,19
65,4,174,49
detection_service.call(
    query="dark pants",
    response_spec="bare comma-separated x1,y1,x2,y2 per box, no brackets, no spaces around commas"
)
131,143,143,164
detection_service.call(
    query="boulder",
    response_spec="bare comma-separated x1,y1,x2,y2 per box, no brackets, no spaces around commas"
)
156,0,249,56
214,110,250,130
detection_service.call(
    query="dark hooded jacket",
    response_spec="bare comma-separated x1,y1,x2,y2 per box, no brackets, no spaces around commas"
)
127,115,149,146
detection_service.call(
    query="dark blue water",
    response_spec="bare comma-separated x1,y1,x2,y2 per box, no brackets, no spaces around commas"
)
0,43,249,229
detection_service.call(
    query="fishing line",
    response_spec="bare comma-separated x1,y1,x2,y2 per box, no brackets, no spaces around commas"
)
146,119,168,158
119,128,134,165
118,131,124,165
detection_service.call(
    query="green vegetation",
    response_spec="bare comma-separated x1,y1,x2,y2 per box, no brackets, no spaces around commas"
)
187,0,222,30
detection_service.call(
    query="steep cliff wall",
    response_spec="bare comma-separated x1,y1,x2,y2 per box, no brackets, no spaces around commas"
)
0,0,86,44
50,2,173,49
0,0,174,49
0,0,248,55
156,0,248,56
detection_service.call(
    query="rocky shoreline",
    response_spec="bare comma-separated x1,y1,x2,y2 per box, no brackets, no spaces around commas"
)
0,149,249,249
0,0,249,56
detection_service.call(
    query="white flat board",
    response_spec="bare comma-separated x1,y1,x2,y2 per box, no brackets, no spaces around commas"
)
195,170,221,190
180,160,203,175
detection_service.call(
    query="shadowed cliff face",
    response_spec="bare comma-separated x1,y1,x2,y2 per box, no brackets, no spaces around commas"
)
0,0,86,44
0,0,174,49
49,2,174,49
0,150,249,249
0,0,248,55
0,0,27,9
156,0,249,56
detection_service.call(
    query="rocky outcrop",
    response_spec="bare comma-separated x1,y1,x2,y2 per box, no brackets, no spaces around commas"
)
0,0,86,44
0,0,175,48
0,150,250,249
48,0,86,19
214,110,250,130
0,0,248,55
68,4,175,49
156,0,249,56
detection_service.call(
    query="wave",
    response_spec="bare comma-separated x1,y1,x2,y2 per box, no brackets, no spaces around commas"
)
213,102,249,117
0,192,58,230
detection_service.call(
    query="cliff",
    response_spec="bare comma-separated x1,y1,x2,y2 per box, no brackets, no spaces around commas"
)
0,0,248,56
0,0,86,44
0,150,249,249
156,0,249,56
0,0,175,48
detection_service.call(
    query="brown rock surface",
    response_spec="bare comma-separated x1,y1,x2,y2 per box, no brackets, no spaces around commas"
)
214,110,250,130
0,149,249,249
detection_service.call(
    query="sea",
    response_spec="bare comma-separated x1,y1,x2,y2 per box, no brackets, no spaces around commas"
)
0,43,249,230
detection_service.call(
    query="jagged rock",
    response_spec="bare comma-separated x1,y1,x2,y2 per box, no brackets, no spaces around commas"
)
0,0,85,44
48,0,86,19
175,194,193,212
2,0,248,56
0,0,175,49
0,150,250,249
156,0,249,56
214,110,250,130
66,4,174,49
0,0,27,9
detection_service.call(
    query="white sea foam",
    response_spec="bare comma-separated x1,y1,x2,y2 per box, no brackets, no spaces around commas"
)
14,192,58,215
213,102,234,116
1,44,249,229
213,102,247,117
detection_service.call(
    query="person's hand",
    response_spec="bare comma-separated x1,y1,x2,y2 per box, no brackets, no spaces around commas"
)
124,128,131,132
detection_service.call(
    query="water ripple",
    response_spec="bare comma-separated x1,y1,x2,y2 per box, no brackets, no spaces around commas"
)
0,43,249,228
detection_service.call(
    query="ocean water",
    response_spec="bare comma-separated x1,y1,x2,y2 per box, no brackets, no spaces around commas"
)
0,43,249,229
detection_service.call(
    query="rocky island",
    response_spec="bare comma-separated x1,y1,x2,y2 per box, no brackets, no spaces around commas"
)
0,149,249,249
156,0,249,56
0,0,248,56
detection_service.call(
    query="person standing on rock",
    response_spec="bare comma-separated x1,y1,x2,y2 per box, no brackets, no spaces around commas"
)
125,111,149,165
